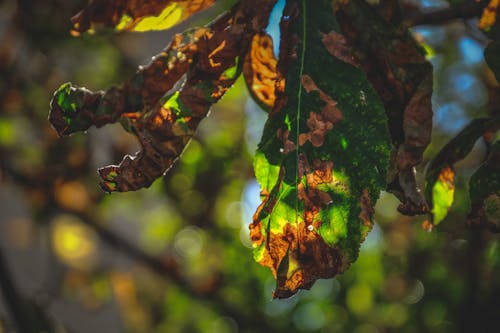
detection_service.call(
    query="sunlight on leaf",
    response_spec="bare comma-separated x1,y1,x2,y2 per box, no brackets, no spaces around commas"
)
71,0,215,34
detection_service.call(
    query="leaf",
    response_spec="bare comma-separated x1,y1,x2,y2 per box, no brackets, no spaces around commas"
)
467,135,500,231
424,118,498,226
243,32,279,111
50,27,208,136
71,0,215,34
336,0,433,215
479,0,500,31
50,0,278,191
485,41,500,82
250,0,391,298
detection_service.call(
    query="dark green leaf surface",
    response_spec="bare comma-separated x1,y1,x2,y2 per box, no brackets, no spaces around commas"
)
468,136,500,231
485,41,500,82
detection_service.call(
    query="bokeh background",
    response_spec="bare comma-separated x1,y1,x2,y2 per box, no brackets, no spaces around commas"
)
0,0,499,332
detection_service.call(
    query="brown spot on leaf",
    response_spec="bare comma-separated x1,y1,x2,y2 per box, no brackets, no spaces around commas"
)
277,128,296,154
321,31,359,67
359,188,374,227
298,75,343,147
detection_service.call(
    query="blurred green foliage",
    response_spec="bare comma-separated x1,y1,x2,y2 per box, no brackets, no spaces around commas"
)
0,0,499,333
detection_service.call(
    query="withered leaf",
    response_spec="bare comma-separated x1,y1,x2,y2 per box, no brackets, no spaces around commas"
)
71,0,215,34
250,0,391,298
424,117,499,226
479,0,500,30
467,139,500,232
243,32,279,111
51,0,278,192
336,0,433,215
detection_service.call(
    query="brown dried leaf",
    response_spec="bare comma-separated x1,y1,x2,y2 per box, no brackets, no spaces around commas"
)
243,33,278,111
51,0,278,192
71,0,215,34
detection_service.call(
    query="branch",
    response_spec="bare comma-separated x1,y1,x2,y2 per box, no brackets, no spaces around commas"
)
68,210,270,331
404,0,489,26
0,248,36,333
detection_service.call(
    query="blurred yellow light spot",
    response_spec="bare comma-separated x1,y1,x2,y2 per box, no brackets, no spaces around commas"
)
0,119,15,145
346,283,374,316
51,215,97,270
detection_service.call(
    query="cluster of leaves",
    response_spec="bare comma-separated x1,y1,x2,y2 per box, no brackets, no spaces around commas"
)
50,0,499,298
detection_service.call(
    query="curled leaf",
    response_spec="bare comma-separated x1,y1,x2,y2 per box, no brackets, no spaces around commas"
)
50,27,207,136
250,0,391,298
51,0,278,192
424,118,498,226
243,33,278,111
71,0,215,34
484,41,500,82
467,138,500,231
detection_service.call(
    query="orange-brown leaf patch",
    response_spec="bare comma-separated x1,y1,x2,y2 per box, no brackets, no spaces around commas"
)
243,33,278,110
257,222,343,299
479,0,500,30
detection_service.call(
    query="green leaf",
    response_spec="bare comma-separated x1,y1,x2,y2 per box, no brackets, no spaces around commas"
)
425,118,499,226
485,41,500,82
250,0,391,298
468,136,500,231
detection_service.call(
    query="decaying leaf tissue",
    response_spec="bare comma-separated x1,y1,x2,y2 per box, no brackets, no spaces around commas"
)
49,0,499,298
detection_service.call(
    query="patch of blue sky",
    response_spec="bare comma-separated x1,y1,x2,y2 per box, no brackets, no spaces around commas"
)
434,102,469,134
441,63,488,107
265,0,286,57
360,223,382,252
412,26,446,47
459,36,484,66
420,0,449,9
450,72,488,106
242,179,261,226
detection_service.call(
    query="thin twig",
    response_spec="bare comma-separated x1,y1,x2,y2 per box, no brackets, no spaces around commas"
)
69,210,270,330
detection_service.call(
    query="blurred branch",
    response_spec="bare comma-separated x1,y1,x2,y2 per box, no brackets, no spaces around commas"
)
0,248,36,333
404,0,489,26
71,211,269,330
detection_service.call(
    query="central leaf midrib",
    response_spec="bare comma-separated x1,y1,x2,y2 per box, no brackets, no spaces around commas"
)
294,0,307,248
